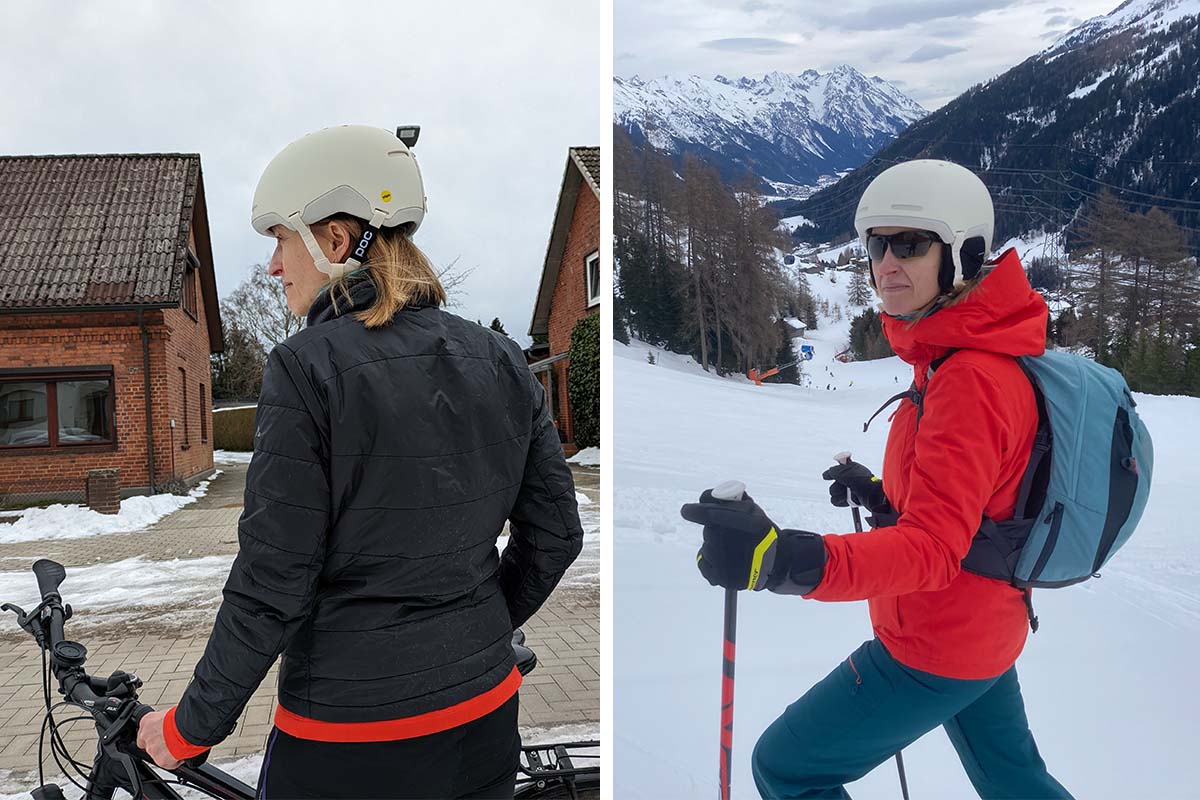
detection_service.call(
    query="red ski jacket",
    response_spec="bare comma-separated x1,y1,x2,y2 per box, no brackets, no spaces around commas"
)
807,248,1048,679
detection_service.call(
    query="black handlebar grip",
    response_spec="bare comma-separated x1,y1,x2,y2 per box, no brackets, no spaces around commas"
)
31,559,66,600
130,701,155,723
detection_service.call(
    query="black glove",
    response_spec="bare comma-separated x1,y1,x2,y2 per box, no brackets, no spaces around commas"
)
680,488,826,594
822,460,899,527
822,460,890,511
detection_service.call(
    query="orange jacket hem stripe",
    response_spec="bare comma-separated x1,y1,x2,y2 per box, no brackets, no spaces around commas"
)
274,666,523,742
162,665,521,755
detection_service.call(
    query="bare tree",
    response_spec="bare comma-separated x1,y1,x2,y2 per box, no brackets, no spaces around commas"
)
436,257,475,306
223,265,304,349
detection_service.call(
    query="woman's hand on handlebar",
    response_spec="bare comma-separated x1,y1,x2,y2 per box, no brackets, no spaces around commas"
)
136,709,183,770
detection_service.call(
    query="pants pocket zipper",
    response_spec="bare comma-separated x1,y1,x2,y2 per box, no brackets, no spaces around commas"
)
848,654,863,693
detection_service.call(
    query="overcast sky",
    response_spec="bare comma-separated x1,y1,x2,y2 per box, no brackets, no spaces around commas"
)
0,1,601,346
616,0,1121,108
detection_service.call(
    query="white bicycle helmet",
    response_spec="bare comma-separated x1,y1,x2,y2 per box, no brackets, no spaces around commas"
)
251,124,427,280
854,159,993,290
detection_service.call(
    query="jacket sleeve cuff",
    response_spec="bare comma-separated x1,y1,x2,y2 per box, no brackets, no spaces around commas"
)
803,534,846,601
163,705,212,761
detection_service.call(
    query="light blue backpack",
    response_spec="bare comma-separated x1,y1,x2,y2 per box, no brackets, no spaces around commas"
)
920,349,1154,630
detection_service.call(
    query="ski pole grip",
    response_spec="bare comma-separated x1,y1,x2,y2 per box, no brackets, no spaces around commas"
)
711,480,746,502
832,453,859,508
31,559,66,601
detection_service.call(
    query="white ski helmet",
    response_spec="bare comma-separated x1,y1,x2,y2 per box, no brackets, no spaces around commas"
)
854,159,993,291
251,124,427,280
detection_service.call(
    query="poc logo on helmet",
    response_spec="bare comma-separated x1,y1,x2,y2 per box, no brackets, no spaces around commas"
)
354,229,374,260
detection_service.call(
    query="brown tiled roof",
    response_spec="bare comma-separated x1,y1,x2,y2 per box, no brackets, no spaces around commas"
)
570,147,600,193
0,153,201,309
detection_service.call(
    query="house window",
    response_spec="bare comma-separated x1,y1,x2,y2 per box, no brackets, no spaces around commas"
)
585,251,600,308
0,370,114,450
182,260,198,319
200,383,207,443
180,368,190,446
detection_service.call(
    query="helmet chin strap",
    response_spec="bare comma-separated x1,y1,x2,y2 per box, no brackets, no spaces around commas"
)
949,232,966,288
289,209,389,282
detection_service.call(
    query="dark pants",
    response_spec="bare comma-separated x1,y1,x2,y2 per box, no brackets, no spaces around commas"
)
752,639,1073,800
256,695,520,799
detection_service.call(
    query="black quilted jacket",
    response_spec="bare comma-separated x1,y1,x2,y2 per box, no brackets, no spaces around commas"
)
174,275,584,745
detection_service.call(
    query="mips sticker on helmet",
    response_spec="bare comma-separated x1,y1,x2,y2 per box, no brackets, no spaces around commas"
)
354,229,375,259
380,190,392,203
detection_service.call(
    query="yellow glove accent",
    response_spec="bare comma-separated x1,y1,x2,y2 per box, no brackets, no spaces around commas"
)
747,527,778,590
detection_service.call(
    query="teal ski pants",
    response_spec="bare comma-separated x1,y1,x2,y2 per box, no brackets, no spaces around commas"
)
752,639,1073,799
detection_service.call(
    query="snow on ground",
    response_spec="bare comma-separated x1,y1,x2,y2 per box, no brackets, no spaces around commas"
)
0,555,236,634
213,449,254,464
0,474,220,545
779,213,815,233
813,239,865,263
996,228,1067,265
568,447,600,466
212,405,257,413
614,338,1200,799
576,491,593,505
563,486,601,590
523,722,601,745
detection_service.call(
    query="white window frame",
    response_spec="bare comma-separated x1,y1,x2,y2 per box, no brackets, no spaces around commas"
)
585,251,600,308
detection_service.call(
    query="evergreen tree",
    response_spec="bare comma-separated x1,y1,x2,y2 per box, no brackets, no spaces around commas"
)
847,268,873,306
848,309,895,361
773,322,801,385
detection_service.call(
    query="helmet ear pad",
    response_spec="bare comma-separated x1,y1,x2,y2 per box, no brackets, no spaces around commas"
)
960,236,987,280
938,235,988,292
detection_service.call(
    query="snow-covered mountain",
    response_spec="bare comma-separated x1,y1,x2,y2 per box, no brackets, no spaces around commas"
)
1045,0,1199,54
783,0,1200,246
614,67,927,193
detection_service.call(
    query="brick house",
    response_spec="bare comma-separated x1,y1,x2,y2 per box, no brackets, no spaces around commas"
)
0,153,223,504
527,147,600,457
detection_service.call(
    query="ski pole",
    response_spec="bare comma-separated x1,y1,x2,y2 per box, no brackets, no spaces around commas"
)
834,453,911,800
710,479,745,800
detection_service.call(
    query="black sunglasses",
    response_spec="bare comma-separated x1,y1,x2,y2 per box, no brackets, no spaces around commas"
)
866,230,942,262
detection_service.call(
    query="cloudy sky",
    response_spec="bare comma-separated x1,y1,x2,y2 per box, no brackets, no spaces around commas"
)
0,1,601,345
616,0,1122,108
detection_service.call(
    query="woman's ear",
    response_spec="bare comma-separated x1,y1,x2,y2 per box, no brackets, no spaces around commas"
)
329,221,353,263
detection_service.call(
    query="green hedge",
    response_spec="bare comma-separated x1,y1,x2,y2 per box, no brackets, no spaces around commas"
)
213,406,257,451
567,313,600,449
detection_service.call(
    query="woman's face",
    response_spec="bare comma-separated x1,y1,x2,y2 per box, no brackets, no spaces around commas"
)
267,224,350,316
869,226,944,317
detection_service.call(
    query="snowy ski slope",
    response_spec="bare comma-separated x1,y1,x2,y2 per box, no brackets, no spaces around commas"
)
614,328,1200,797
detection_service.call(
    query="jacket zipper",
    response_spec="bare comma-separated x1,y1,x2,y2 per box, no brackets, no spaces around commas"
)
848,654,863,690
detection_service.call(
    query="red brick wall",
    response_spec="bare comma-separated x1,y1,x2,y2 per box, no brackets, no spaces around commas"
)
0,278,216,500
0,311,159,497
160,264,215,482
545,183,600,445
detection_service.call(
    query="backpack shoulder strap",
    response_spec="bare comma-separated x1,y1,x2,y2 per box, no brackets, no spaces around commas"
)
915,348,961,427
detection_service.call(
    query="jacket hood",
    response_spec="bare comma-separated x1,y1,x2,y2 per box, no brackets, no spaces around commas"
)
881,248,1048,368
